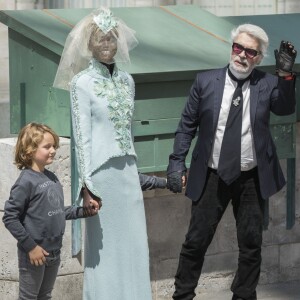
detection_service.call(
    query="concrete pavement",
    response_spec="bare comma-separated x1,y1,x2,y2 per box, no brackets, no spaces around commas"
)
196,281,300,300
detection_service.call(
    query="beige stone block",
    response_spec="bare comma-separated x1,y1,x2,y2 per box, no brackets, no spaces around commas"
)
0,211,19,280
151,257,178,282
145,193,191,262
195,271,234,295
47,137,72,205
0,1,15,10
155,277,176,300
202,251,238,274
16,0,37,10
208,205,238,254
52,273,83,300
0,137,20,209
260,245,280,284
0,280,18,300
279,243,300,280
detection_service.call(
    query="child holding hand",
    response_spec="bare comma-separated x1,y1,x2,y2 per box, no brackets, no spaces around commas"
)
2,123,99,300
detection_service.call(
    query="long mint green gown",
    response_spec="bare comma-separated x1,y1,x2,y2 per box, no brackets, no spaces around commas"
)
70,59,152,300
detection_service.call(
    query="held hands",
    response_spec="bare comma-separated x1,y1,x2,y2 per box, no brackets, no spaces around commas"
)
82,188,102,217
28,245,49,266
274,41,297,74
167,171,187,193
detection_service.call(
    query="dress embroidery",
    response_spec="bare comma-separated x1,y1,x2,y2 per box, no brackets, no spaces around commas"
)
92,60,134,152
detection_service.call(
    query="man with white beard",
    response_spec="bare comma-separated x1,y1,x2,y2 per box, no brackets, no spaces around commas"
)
166,24,297,300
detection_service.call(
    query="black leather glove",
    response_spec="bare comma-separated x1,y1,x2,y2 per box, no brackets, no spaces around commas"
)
274,40,297,73
167,171,186,193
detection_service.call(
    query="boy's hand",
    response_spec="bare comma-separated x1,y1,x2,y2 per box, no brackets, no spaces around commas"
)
87,198,102,216
28,245,49,266
83,187,102,216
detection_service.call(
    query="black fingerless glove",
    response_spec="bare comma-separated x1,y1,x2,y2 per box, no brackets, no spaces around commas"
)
167,171,185,193
274,40,297,73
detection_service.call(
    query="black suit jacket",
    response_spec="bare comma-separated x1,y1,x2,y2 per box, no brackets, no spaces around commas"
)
167,67,296,201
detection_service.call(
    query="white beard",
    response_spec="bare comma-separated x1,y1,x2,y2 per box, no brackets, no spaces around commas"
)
229,62,254,79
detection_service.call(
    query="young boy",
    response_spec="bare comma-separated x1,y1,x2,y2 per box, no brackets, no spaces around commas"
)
2,123,99,299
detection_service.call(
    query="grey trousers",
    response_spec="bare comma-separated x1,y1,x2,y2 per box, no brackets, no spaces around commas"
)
18,248,61,300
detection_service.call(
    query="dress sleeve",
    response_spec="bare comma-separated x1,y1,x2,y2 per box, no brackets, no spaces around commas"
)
70,76,99,197
139,172,167,190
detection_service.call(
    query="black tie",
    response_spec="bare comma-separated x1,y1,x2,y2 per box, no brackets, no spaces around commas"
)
217,70,249,185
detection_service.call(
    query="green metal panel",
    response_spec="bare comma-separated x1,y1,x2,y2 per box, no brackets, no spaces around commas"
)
118,6,232,75
8,29,69,135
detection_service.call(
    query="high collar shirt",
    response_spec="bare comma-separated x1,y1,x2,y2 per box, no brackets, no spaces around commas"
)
208,70,257,171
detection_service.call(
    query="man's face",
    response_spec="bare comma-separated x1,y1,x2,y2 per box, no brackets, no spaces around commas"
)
230,32,262,74
89,30,117,64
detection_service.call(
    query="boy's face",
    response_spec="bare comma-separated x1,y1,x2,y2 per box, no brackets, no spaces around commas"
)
31,132,56,172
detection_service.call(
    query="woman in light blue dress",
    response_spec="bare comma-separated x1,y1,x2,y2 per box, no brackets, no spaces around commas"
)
54,8,152,300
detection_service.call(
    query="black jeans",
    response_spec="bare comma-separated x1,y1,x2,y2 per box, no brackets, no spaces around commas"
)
173,168,264,300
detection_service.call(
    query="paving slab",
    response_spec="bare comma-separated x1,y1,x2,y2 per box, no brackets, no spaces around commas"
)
196,281,300,300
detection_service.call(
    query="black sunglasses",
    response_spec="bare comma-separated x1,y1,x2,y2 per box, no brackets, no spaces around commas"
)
232,42,261,59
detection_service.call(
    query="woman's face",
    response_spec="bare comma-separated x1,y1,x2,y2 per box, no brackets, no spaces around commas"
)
89,30,117,64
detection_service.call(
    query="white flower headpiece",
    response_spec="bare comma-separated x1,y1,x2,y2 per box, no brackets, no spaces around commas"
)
93,8,118,34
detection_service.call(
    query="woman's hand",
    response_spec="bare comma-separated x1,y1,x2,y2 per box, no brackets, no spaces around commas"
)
82,187,102,216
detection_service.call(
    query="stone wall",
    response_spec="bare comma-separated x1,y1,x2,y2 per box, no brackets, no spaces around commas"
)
0,123,299,299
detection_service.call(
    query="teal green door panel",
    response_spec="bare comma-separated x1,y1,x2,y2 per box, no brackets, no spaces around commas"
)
134,134,196,172
8,29,69,135
134,97,185,120
270,124,296,159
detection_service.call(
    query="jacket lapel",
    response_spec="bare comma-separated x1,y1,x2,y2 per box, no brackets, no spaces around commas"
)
213,67,227,131
249,69,261,129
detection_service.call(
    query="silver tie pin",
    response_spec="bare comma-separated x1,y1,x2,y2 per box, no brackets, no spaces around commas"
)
232,96,241,106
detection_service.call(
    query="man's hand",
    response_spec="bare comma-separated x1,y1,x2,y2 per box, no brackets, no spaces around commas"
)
167,171,186,193
274,41,297,74
28,245,49,266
